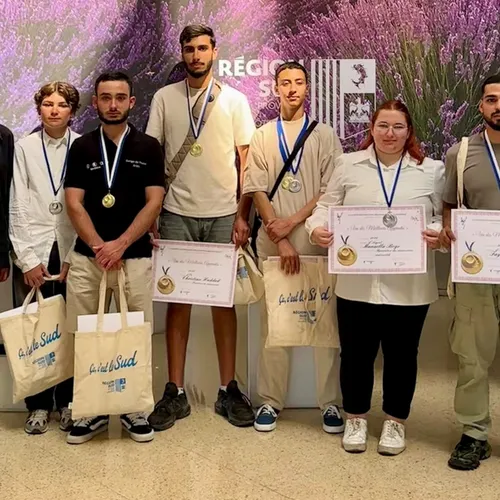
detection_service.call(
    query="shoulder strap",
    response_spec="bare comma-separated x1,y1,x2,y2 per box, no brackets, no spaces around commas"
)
268,120,318,201
456,137,468,209
165,80,223,188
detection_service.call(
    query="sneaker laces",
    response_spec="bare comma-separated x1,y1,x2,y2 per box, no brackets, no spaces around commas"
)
323,405,340,418
257,404,277,418
73,416,95,428
384,421,404,441
126,412,148,426
28,409,48,422
346,418,364,438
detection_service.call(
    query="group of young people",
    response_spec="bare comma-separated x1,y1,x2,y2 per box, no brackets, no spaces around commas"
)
0,23,499,472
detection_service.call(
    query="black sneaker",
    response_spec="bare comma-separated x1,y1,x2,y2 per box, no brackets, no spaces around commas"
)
66,416,109,445
148,382,191,431
448,434,492,470
120,412,154,442
215,380,254,427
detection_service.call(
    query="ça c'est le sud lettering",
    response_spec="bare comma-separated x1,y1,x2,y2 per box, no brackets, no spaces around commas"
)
89,351,138,375
278,287,331,306
18,325,62,359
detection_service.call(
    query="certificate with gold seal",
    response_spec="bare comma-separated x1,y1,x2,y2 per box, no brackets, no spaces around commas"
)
451,209,500,283
328,205,427,275
152,241,238,307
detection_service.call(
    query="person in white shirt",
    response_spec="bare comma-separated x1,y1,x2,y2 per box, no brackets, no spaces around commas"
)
306,100,445,456
146,25,256,430
10,81,81,435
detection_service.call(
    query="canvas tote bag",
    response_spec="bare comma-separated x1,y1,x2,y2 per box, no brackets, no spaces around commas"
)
447,137,469,298
263,257,339,348
233,245,265,305
0,278,73,403
71,269,154,418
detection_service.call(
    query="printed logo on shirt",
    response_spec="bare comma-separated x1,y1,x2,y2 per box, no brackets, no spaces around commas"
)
86,161,104,171
125,159,146,168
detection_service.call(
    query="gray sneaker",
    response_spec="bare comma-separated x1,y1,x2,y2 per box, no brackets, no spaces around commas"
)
25,409,50,435
59,407,73,432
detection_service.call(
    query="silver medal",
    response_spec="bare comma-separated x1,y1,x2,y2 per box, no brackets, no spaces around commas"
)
49,201,63,215
382,212,397,228
289,179,302,193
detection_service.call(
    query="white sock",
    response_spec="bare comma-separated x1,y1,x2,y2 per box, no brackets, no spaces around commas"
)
178,387,185,395
220,385,227,392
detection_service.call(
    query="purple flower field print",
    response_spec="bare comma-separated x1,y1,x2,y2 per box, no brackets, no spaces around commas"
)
256,0,500,157
0,0,279,136
1,0,499,158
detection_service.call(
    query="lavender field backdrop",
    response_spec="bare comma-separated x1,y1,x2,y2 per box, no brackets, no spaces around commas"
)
1,0,499,158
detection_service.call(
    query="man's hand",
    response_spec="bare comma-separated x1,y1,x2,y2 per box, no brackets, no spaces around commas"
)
311,227,333,248
277,238,300,275
439,226,456,250
232,216,250,249
24,264,51,288
266,217,297,244
0,267,10,282
59,263,70,282
93,240,127,270
149,221,160,249
423,229,441,250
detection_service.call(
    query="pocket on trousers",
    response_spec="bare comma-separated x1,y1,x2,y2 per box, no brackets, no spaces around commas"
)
449,303,473,359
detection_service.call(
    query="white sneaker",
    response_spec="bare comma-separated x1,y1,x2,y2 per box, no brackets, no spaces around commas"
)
342,418,368,453
378,420,406,456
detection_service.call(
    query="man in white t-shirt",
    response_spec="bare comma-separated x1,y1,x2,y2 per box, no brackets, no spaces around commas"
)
146,25,256,430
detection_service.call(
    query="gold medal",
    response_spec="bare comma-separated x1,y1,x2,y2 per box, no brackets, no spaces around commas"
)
190,143,203,157
337,235,357,266
337,245,357,266
461,241,483,275
461,252,483,275
102,193,116,208
157,267,175,294
281,175,292,191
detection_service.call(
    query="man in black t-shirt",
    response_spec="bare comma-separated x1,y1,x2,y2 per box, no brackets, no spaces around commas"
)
64,72,165,445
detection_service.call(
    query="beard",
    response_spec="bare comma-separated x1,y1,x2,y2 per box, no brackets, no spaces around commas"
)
98,108,130,125
185,58,213,79
484,114,500,131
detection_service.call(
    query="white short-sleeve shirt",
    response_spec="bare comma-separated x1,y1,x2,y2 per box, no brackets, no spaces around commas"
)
146,81,256,218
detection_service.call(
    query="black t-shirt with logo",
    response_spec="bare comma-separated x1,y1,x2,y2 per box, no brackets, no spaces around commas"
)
64,124,164,259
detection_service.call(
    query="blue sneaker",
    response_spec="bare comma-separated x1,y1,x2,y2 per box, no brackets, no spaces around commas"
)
254,404,278,432
322,405,345,434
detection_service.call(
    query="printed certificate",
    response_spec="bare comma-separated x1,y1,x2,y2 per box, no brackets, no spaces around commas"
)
152,240,238,307
328,205,427,274
451,209,500,284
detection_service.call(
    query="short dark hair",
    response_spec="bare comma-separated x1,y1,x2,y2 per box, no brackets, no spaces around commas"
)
482,74,500,96
179,25,216,48
94,72,133,96
275,61,308,84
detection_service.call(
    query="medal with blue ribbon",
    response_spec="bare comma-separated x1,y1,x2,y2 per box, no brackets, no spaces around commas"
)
277,114,309,193
375,152,404,228
99,125,130,208
484,130,500,190
186,78,214,157
41,128,71,215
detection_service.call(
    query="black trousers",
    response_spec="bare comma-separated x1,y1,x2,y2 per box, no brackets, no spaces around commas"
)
336,297,429,420
12,243,73,412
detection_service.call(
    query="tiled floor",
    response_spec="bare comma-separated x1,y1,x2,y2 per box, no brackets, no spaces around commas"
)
2,299,500,499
